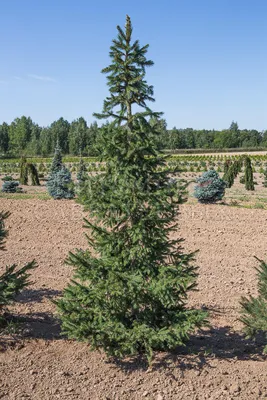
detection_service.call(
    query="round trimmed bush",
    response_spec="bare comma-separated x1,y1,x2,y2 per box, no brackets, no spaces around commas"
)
194,170,227,203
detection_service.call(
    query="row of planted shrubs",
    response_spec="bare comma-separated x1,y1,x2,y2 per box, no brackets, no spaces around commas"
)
194,155,267,203
2,152,267,200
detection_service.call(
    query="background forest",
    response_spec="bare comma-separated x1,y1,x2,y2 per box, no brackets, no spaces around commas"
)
1,116,267,157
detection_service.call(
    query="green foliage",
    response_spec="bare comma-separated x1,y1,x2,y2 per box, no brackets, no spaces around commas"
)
239,175,245,184
0,211,9,250
223,160,231,174
194,170,226,203
19,157,40,186
49,118,70,154
50,141,63,173
240,258,267,353
244,156,254,191
222,158,243,188
263,165,267,188
223,161,239,188
19,156,28,185
1,113,266,157
0,212,37,327
2,175,13,181
9,116,33,152
223,167,234,188
69,118,89,155
0,123,9,153
77,157,87,183
27,163,40,186
57,15,207,363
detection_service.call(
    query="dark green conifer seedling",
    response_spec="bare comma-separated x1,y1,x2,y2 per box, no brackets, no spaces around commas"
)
263,164,267,188
77,157,87,184
240,257,267,353
0,212,36,327
19,157,28,185
244,156,254,191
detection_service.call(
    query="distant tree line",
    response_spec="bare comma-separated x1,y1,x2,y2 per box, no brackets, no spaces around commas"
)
0,116,266,157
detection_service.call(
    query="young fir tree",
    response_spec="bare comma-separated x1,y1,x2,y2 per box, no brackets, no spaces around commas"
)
47,165,74,199
47,143,74,199
0,212,36,327
244,156,254,191
56,15,207,362
77,156,87,184
240,257,267,353
50,140,63,174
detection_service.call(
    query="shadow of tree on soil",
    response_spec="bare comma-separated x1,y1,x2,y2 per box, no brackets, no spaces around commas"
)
0,311,63,352
20,311,63,340
112,326,267,372
1,292,266,372
0,288,63,351
16,288,62,304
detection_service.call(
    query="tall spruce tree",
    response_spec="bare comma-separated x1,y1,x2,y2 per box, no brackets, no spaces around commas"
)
57,15,207,362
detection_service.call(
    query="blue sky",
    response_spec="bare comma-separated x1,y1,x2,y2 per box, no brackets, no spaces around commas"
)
0,0,266,130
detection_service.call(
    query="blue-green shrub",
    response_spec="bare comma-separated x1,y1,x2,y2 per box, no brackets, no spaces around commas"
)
47,166,74,199
1,181,22,193
194,170,226,203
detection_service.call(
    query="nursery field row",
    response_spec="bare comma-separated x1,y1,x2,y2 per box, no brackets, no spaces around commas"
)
1,152,267,165
1,156,267,176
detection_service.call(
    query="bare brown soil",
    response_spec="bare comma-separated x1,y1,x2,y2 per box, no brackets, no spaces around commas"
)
0,198,267,399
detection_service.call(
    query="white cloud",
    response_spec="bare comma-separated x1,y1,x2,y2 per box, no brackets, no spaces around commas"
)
28,74,57,82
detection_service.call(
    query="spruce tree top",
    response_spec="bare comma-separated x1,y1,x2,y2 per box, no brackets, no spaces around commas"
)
50,140,63,173
94,15,162,129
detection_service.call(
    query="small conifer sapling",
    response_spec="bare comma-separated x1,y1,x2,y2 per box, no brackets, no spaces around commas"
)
47,144,74,199
0,212,37,327
240,257,267,353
